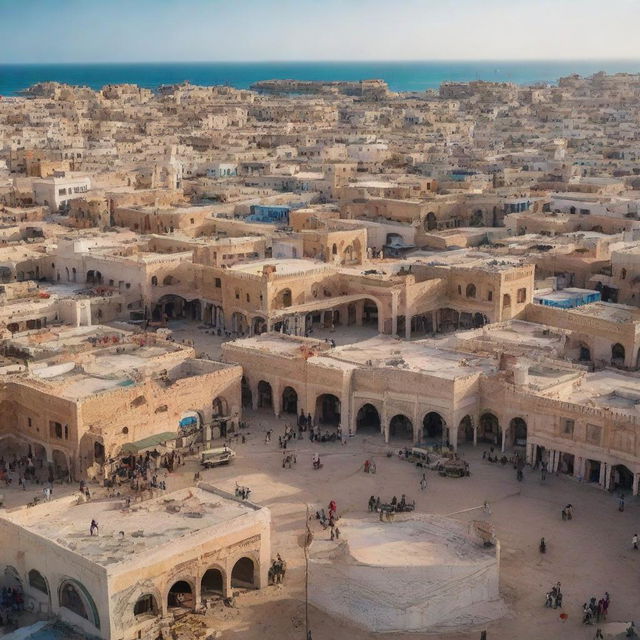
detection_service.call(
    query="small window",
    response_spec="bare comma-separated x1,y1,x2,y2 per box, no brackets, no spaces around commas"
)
487,290,493,301
621,268,627,280
517,288,527,303
562,419,574,436
457,285,462,295
28,417,32,427
235,289,240,300
586,424,602,444
246,294,250,302
215,278,221,288
190,218,195,224
122,427,129,434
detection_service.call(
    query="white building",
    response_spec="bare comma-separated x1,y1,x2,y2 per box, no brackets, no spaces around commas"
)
32,172,91,211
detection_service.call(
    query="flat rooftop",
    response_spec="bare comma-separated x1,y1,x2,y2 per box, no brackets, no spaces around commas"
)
225,333,329,358
457,320,567,351
4,486,258,568
312,335,496,378
228,258,329,276
565,301,640,323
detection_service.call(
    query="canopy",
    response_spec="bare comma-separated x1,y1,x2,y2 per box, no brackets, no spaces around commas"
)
120,431,176,454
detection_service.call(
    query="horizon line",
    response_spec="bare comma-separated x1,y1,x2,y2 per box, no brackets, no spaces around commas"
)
2,57,640,66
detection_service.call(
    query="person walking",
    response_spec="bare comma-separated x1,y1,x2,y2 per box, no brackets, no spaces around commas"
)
618,493,625,512
89,519,99,536
420,473,427,491
633,533,638,550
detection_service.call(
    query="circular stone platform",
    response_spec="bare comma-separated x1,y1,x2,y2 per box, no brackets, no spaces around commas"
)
309,513,505,633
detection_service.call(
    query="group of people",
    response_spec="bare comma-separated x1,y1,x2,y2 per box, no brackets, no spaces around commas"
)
582,592,610,625
544,581,563,609
367,494,415,514
1,452,52,487
561,504,574,520
268,554,287,584
0,586,23,613
315,500,341,539
363,459,377,474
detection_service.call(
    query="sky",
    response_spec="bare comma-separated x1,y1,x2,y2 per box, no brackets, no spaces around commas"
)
1,0,640,64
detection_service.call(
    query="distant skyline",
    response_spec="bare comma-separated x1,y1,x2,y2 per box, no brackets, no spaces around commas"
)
2,0,640,64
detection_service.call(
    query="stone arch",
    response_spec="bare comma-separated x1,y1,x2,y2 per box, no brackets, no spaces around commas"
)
163,274,176,286
257,380,273,409
212,396,228,417
389,414,413,441
133,593,159,618
231,557,256,589
466,283,476,298
201,566,225,596
611,343,625,366
241,377,252,408
315,393,341,426
275,288,293,309
4,565,22,589
167,580,195,611
253,316,267,335
509,417,528,447
51,449,69,480
458,415,474,445
578,343,591,362
154,294,186,321
425,212,437,231
423,411,444,441
58,578,101,628
355,403,381,435
478,412,501,444
282,386,298,414
28,569,49,596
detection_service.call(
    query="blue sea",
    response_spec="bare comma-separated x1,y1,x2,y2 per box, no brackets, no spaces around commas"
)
1,60,640,96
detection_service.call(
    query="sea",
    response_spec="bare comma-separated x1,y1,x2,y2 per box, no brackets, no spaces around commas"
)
1,60,640,96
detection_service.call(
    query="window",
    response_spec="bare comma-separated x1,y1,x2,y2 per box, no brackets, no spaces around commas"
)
457,285,462,295
466,284,476,298
246,294,250,302
58,188,66,196
562,419,574,436
487,290,493,301
621,268,627,280
517,288,527,303
28,417,32,427
586,424,602,444
235,288,240,300
190,218,195,224
215,278,221,288
50,421,63,439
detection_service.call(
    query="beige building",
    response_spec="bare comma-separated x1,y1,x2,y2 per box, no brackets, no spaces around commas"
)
0,485,270,640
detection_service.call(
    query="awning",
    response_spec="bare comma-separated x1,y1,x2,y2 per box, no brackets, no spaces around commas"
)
179,416,198,428
120,431,177,454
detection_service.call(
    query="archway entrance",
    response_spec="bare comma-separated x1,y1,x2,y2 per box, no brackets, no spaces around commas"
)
167,581,194,610
241,377,252,408
201,568,224,596
458,415,474,445
510,417,527,448
153,294,187,321
423,412,444,441
356,404,381,435
231,557,256,589
478,413,500,445
134,594,158,618
389,414,413,441
611,464,634,491
612,343,625,367
257,381,273,410
315,394,341,426
282,387,298,414
59,580,100,628
52,449,69,480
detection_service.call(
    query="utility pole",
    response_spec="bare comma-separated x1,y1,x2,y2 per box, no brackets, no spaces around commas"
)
304,504,314,639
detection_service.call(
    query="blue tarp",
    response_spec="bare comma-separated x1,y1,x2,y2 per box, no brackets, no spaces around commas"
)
179,416,198,428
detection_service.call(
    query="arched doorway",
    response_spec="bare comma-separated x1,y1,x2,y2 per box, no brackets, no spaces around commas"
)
423,412,444,441
509,417,527,447
133,594,158,618
154,294,187,321
282,387,298,414
212,397,228,418
167,581,194,610
612,343,625,366
315,394,341,425
362,299,379,327
356,404,381,435
59,580,100,628
257,381,273,409
579,344,591,362
231,557,255,589
241,377,252,408
425,212,437,231
458,415,474,445
52,449,69,480
479,413,500,445
276,288,292,308
28,570,49,596
253,317,267,335
389,414,413,441
611,464,634,491
201,568,224,596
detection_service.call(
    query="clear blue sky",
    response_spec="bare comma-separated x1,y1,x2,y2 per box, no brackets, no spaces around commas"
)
1,0,639,63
